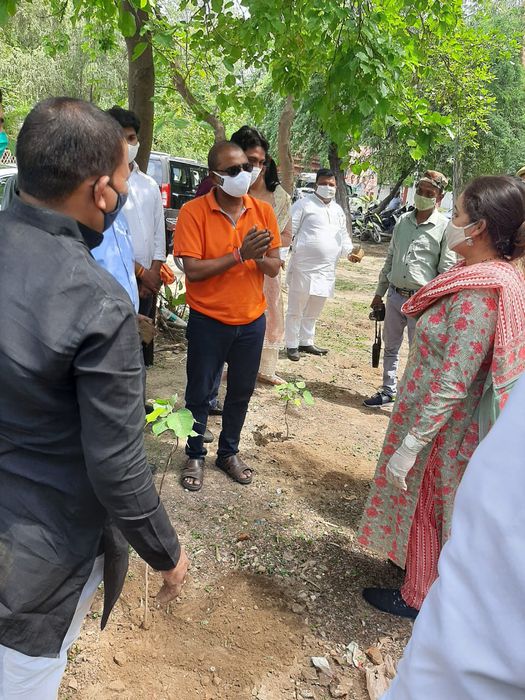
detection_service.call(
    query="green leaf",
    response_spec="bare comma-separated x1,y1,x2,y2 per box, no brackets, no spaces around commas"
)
294,398,301,407
152,420,169,436
166,408,195,439
303,390,314,406
132,41,148,61
295,381,306,389
145,407,165,423
119,10,136,38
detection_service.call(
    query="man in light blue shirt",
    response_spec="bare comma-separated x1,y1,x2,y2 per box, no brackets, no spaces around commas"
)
92,212,139,312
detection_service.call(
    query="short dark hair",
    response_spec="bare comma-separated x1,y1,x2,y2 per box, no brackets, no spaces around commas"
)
16,97,125,203
463,175,525,260
316,168,336,182
106,105,141,134
208,141,244,171
230,125,269,154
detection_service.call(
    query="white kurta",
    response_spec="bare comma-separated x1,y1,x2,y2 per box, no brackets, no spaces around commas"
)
286,193,352,298
383,373,525,700
122,162,166,268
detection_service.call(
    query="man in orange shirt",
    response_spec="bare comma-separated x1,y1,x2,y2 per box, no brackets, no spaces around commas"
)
174,141,281,491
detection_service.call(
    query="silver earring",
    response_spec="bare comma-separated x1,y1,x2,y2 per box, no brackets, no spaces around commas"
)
466,237,474,247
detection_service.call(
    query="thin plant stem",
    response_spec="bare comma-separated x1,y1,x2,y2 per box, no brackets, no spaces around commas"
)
143,563,150,629
144,438,179,629
284,400,290,440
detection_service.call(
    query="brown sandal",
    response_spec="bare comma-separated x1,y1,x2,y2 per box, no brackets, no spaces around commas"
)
181,458,204,492
215,455,253,485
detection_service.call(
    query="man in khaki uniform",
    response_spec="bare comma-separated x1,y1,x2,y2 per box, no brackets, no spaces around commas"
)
364,170,456,408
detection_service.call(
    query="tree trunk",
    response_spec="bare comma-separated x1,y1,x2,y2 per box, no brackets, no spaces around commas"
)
328,142,352,234
171,62,225,142
374,167,412,214
277,95,295,195
123,2,155,172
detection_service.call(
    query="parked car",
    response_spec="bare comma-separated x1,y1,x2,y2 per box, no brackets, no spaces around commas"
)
0,165,17,210
147,151,207,254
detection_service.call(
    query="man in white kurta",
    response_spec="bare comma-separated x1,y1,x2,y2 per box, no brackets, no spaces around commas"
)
383,373,525,700
285,169,354,361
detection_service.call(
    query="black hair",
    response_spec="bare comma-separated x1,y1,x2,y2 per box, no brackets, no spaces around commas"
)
230,125,281,192
106,105,141,134
264,157,280,193
463,175,525,261
230,125,269,154
16,97,125,203
208,140,244,171
316,168,336,182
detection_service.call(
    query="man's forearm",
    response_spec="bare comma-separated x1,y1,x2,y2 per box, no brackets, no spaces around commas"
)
256,257,281,278
182,254,237,282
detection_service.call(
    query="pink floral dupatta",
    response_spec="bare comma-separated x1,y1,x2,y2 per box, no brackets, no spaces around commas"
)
402,260,525,433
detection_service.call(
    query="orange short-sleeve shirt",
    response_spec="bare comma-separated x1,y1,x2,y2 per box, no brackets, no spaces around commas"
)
173,190,281,325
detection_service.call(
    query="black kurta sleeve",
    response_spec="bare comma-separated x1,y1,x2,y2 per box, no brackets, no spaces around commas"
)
74,298,180,571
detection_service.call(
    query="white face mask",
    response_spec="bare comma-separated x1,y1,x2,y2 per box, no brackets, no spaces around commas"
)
128,142,140,163
445,219,478,251
213,169,252,198
414,193,436,211
250,167,262,186
317,185,336,200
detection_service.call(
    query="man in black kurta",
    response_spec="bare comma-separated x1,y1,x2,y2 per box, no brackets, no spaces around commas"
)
0,97,188,698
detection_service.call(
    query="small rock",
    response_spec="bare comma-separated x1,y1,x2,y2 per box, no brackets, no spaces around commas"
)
108,680,126,693
330,679,353,698
299,690,314,699
311,656,332,676
291,603,306,614
366,646,384,666
236,532,251,542
301,668,319,682
68,678,79,690
212,674,221,686
113,652,126,667
319,672,334,687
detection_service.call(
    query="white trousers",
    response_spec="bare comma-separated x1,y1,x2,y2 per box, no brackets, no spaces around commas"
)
285,288,327,348
0,556,104,700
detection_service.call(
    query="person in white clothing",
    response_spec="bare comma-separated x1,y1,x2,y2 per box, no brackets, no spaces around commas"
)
107,107,166,364
285,168,360,361
383,372,525,700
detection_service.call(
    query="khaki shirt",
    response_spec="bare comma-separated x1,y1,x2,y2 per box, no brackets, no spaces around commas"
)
375,209,455,297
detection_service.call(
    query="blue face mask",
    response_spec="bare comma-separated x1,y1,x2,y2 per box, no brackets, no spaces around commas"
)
103,188,128,231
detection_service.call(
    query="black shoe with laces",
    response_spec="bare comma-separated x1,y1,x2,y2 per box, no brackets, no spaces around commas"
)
363,390,395,408
362,587,418,619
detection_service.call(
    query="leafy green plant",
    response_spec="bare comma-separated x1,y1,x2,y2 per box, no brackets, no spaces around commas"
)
146,394,196,492
163,281,186,313
142,395,196,626
274,381,314,440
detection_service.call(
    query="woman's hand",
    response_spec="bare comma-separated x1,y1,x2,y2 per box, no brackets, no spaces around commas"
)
386,434,426,490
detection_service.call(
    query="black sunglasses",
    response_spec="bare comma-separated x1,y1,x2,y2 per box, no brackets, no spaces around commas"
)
217,163,253,177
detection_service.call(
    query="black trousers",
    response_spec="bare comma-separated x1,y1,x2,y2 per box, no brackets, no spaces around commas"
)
185,309,265,459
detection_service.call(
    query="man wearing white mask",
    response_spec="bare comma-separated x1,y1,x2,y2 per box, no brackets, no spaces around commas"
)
173,141,281,492
107,107,165,365
285,168,358,361
364,170,455,408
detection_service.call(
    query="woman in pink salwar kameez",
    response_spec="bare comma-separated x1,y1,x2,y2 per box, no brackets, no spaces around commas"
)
358,176,525,618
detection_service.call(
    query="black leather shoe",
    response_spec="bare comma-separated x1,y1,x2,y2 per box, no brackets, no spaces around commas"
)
286,347,301,361
209,401,223,416
299,344,328,355
203,428,214,443
362,588,418,619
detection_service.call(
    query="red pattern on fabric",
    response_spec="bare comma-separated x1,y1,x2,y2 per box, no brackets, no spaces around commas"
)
400,444,441,609
402,261,525,397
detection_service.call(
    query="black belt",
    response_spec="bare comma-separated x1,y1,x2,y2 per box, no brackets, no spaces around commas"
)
394,286,416,298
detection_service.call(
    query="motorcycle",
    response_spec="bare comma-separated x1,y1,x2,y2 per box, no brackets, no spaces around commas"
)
352,209,383,243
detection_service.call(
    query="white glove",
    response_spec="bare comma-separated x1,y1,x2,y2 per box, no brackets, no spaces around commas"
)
386,434,426,491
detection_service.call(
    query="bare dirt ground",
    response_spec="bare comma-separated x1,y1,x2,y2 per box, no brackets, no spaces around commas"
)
60,242,413,700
